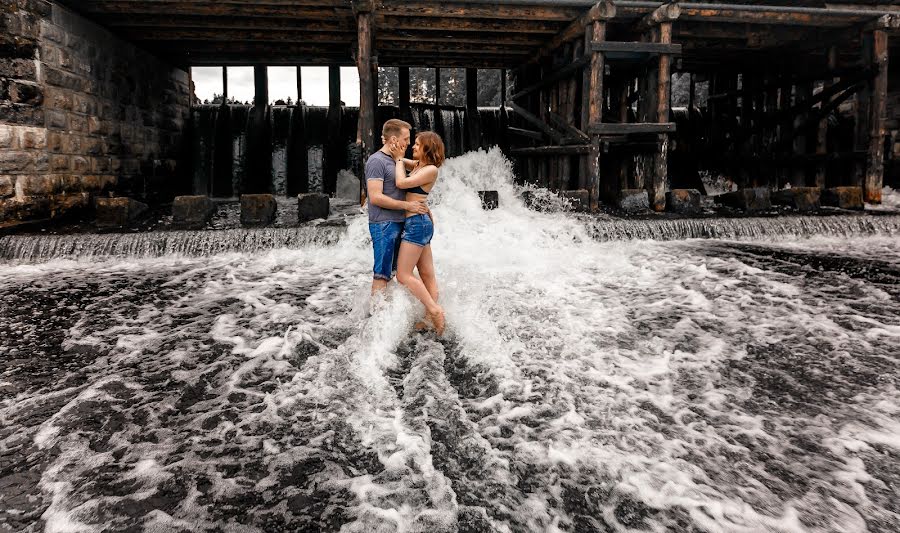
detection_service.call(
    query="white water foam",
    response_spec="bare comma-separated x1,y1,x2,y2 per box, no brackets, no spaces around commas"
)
1,148,899,532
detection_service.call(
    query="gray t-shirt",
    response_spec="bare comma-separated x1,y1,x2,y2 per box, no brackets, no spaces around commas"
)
366,150,405,223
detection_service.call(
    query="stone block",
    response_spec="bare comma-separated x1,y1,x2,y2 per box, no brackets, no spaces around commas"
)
771,187,821,211
618,189,650,213
0,152,33,173
172,195,215,229
9,80,43,106
478,190,499,210
821,186,864,210
40,21,64,43
560,189,589,212
34,153,49,172
50,154,69,171
0,58,37,80
80,174,116,193
240,194,277,226
0,176,15,198
21,128,46,150
45,87,73,111
95,197,148,227
47,131,62,153
71,156,89,173
666,189,702,215
297,193,329,222
68,114,86,133
0,103,44,126
0,126,16,149
49,192,90,218
16,175,60,196
90,157,110,173
46,109,67,129
714,187,772,212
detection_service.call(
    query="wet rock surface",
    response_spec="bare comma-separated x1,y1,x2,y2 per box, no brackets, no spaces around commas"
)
172,195,215,229
297,193,330,222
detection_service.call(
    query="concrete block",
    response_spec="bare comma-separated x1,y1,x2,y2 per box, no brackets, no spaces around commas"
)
771,187,821,211
560,189,589,212
666,189,702,215
95,197,148,227
821,186,863,210
172,195,215,229
240,194,277,226
715,187,771,212
297,193,329,222
618,189,650,213
478,190,499,210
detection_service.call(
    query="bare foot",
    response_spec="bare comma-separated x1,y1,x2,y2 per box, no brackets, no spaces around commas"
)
428,308,446,337
414,320,429,331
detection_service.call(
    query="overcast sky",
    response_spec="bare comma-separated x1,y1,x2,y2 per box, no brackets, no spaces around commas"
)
191,66,360,106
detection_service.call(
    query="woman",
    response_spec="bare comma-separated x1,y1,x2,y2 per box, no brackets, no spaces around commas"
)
389,131,445,335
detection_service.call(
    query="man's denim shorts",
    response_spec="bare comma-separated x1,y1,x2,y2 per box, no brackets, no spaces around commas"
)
401,214,434,247
369,220,403,280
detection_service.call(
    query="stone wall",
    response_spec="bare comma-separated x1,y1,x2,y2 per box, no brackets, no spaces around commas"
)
0,0,190,227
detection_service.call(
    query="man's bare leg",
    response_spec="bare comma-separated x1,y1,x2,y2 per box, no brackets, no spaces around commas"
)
371,278,388,295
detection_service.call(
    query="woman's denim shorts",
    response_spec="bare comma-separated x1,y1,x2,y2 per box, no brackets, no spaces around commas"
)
401,214,434,247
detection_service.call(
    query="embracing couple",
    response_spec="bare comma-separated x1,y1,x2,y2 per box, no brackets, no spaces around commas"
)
365,119,446,335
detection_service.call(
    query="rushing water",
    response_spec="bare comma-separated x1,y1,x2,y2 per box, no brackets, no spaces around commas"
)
2,149,899,532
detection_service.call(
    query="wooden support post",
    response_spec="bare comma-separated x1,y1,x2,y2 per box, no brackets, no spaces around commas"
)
223,66,228,102
500,68,509,153
866,29,888,203
466,68,481,152
326,65,342,194
435,67,442,106
793,82,813,187
356,4,376,171
296,66,302,105
816,46,837,188
254,65,268,107
651,19,674,211
399,66,410,120
586,19,607,210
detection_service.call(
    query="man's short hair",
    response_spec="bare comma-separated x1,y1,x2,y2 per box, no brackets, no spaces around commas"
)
382,119,411,139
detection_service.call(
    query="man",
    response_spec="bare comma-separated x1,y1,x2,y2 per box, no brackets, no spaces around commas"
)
366,119,429,293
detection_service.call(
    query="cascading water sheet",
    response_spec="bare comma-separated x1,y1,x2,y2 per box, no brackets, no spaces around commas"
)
1,149,899,532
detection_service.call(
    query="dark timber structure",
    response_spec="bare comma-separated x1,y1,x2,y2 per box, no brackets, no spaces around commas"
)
3,0,900,227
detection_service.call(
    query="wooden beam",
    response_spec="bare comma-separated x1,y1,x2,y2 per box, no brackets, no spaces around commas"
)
510,145,592,155
590,42,682,55
508,127,544,141
508,101,565,143
530,0,615,64
378,3,582,21
637,2,681,32
510,55,589,101
547,109,589,142
222,66,228,101
589,122,677,134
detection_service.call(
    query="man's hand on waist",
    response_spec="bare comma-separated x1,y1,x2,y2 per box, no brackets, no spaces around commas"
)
404,200,429,214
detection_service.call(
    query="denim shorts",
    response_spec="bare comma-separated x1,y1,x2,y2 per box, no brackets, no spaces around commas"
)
401,214,434,247
369,220,404,280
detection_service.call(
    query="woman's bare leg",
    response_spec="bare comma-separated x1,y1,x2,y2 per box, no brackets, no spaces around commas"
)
396,242,442,316
417,245,439,303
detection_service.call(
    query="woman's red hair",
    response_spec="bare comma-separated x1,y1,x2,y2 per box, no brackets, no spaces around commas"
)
416,131,445,168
